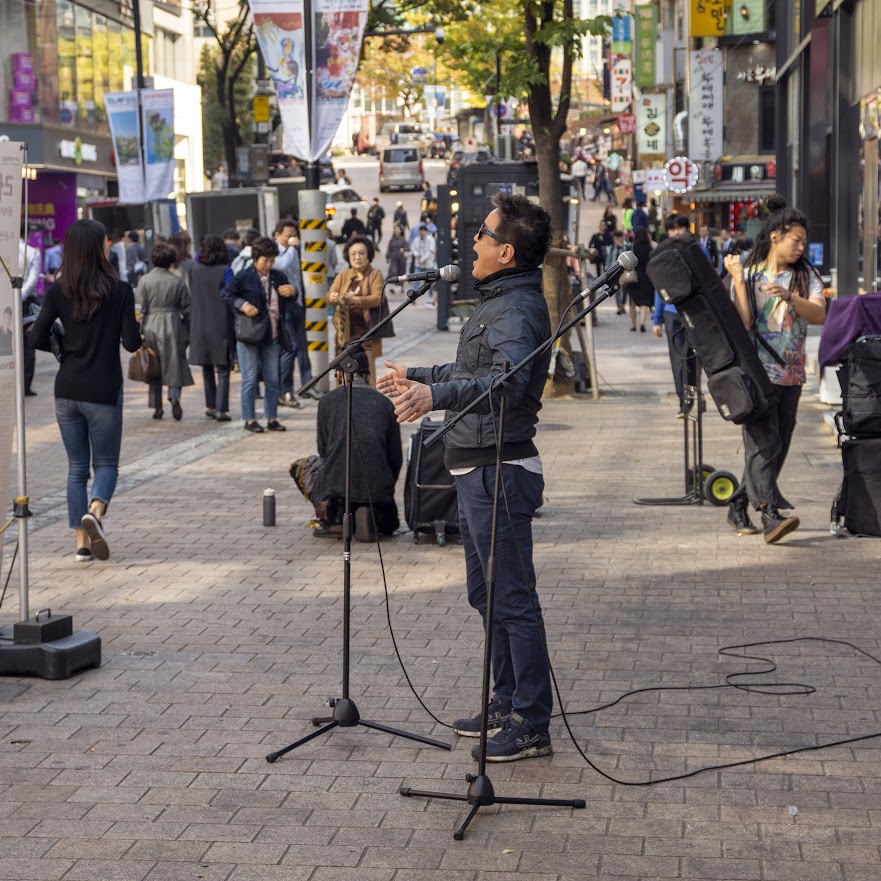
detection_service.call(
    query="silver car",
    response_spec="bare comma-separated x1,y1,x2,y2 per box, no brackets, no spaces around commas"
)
379,146,424,192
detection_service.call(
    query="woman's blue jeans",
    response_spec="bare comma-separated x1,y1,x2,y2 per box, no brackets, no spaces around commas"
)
237,338,280,422
55,391,124,529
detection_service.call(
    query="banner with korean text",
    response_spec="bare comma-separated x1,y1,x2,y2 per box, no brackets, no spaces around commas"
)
634,5,657,89
611,58,632,113
105,91,145,204
0,141,24,574
141,89,176,202
688,49,723,162
637,94,666,156
251,0,367,162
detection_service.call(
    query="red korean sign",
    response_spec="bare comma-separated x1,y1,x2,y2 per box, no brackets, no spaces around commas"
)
664,156,698,194
617,113,636,135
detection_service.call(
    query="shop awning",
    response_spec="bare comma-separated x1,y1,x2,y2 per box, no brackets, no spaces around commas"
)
689,187,776,203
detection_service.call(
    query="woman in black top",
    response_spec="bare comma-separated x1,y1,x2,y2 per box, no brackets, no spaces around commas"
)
31,219,141,562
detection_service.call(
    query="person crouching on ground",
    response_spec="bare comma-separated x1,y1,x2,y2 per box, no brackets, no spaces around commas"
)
377,192,554,763
31,219,141,562
290,347,402,542
724,193,826,543
221,236,297,433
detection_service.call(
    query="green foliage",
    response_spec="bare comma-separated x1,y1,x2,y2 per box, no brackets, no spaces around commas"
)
199,46,256,171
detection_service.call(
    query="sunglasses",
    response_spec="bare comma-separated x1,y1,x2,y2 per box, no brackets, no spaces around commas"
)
477,222,509,245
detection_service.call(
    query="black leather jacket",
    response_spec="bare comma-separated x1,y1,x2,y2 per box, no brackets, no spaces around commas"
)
408,266,551,468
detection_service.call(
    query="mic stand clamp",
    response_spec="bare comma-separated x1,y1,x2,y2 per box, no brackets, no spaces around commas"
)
266,277,450,763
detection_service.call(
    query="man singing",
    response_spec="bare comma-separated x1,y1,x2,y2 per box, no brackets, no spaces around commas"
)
377,193,554,762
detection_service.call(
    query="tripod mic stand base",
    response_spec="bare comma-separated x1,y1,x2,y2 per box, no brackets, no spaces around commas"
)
400,773,586,840
265,696,451,763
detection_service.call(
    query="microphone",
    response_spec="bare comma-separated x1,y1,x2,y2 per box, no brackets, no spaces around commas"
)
389,264,460,284
579,250,638,299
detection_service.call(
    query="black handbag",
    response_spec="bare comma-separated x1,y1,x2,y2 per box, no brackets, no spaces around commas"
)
706,366,763,424
234,311,269,345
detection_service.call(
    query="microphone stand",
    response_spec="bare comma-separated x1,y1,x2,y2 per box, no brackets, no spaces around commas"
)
399,279,620,838
266,279,452,763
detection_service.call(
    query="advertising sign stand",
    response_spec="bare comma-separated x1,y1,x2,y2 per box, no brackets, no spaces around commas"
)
0,144,101,680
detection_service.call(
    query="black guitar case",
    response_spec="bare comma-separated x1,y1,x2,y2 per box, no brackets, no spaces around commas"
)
647,233,777,424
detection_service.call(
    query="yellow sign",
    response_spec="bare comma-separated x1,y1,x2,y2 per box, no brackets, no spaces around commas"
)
690,0,729,37
252,94,270,124
309,273,325,285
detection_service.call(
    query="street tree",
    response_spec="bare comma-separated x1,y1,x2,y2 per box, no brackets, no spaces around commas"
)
194,0,257,179
443,0,609,341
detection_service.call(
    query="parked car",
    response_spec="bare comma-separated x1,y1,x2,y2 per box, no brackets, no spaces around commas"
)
446,147,495,185
379,146,424,192
320,183,369,240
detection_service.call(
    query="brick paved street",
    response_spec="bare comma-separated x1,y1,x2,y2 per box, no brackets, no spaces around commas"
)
1,230,879,880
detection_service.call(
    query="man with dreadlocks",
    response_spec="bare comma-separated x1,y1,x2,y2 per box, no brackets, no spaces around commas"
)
724,194,826,543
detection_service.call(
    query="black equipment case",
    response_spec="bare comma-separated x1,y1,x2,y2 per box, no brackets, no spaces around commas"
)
836,437,881,536
837,336,881,437
404,418,459,544
647,233,777,424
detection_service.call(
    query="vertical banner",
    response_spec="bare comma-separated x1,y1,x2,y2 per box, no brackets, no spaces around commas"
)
688,49,723,162
690,0,729,37
251,0,366,161
0,142,24,571
142,89,176,202
312,0,368,160
636,93,666,156
252,0,309,159
611,58,633,113
634,5,657,89
105,91,145,204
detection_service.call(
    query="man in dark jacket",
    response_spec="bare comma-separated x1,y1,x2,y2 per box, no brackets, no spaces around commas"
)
305,348,402,540
377,193,554,762
340,209,366,243
366,197,385,246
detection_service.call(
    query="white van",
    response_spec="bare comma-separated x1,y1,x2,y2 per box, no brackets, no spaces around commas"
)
379,146,424,192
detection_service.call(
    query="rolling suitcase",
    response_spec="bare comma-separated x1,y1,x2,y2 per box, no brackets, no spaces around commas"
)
404,418,459,545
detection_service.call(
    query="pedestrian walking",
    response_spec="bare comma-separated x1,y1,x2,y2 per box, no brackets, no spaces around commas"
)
340,209,367,243
592,161,617,204
30,219,141,562
138,240,194,421
367,197,386,246
626,228,655,332
393,201,409,234
410,226,437,305
221,236,298,433
571,155,589,198
271,218,310,408
185,235,234,422
385,224,410,292
725,194,826,543
604,230,630,315
170,230,194,279
18,224,41,396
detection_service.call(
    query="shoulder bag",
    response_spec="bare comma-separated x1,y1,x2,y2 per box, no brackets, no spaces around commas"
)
128,337,161,383
234,311,270,345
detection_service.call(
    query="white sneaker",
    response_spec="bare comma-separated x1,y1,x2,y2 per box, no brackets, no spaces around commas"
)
81,513,109,561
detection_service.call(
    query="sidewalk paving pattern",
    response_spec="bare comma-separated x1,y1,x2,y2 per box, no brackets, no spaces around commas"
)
1,258,879,880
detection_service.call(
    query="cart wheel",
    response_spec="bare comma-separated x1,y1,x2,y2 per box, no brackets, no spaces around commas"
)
686,463,716,492
704,470,739,506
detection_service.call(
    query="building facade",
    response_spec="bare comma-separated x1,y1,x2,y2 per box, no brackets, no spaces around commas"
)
0,0,203,242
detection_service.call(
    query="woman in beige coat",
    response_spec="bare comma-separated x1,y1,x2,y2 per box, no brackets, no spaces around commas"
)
328,233,391,386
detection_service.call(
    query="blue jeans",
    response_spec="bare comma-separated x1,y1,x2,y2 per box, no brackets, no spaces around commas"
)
455,465,552,732
237,338,280,422
279,312,312,394
55,392,124,529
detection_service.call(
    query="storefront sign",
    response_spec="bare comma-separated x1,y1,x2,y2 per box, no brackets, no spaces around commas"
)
611,58,632,113
637,94,666,155
0,141,24,580
634,5,657,89
617,113,636,135
251,0,368,162
736,64,776,85
646,168,668,192
690,0,728,37
664,156,698,194
59,138,98,164
712,161,775,183
688,49,723,162
25,173,78,243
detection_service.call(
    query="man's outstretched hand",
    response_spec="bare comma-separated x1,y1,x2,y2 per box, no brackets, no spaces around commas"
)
377,360,434,423
376,360,407,398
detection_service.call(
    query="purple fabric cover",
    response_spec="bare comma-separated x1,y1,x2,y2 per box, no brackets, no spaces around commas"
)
818,293,881,369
